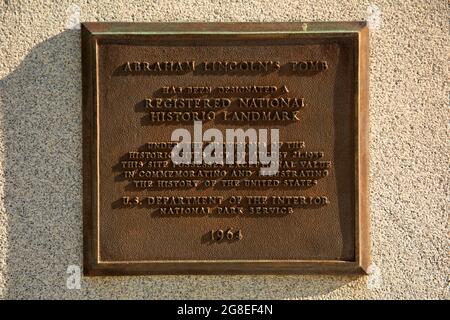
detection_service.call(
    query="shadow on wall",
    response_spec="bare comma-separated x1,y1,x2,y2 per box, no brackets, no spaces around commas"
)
0,30,84,299
0,30,359,299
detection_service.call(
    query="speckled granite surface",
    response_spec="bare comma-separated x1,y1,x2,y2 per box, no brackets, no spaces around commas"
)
0,0,448,299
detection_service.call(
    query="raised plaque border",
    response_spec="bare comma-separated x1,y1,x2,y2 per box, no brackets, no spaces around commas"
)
82,22,370,276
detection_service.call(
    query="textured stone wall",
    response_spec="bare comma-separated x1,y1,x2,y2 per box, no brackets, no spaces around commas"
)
0,0,447,299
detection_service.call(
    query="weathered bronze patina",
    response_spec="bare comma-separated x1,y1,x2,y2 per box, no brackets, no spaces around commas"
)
82,22,370,275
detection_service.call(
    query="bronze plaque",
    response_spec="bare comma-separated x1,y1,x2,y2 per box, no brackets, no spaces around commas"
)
82,22,370,275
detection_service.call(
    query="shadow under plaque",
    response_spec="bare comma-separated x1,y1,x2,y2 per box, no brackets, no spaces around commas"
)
81,22,370,276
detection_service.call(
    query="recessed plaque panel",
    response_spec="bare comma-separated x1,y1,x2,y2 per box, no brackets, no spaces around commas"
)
82,22,370,275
